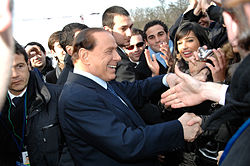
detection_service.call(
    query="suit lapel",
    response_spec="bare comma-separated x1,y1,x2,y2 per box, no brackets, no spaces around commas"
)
101,85,145,126
109,82,145,126
67,72,145,126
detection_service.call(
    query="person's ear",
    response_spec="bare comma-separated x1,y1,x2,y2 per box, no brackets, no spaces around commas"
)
0,0,12,32
79,48,89,64
223,11,239,40
103,26,112,32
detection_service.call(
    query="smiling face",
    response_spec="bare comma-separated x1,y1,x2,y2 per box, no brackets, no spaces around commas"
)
9,53,30,96
177,31,200,61
124,34,145,62
145,24,169,52
87,31,121,81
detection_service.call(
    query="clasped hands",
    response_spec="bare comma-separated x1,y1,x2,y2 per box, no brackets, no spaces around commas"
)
178,112,202,142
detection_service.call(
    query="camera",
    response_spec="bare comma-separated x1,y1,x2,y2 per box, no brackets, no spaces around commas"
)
197,47,214,62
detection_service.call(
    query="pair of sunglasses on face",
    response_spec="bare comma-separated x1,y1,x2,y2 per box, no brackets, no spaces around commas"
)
126,42,144,50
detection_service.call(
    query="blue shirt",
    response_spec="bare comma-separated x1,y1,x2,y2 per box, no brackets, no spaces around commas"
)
148,39,174,69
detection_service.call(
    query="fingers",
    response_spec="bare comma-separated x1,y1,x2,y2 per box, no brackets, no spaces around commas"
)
144,49,151,62
161,93,177,106
160,54,169,66
175,65,191,82
161,87,185,108
160,43,171,66
145,49,160,76
161,88,176,105
189,55,197,65
165,100,186,109
152,54,157,62
160,44,170,58
215,48,226,68
166,73,182,87
184,122,201,142
0,0,12,32
206,48,226,82
217,151,224,165
145,49,153,67
171,102,187,109
161,80,181,99
187,116,202,126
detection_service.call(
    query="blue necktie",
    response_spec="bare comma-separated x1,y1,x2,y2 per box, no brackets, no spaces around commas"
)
107,83,127,106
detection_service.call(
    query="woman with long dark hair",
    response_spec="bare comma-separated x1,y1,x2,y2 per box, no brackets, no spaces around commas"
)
172,22,226,83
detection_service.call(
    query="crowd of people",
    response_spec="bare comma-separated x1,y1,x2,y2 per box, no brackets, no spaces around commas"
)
0,0,249,165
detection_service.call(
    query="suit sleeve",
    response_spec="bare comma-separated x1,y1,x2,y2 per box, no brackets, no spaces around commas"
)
62,86,184,161
114,75,168,108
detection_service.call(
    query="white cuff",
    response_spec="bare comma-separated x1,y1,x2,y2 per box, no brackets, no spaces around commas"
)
162,74,169,87
218,84,229,105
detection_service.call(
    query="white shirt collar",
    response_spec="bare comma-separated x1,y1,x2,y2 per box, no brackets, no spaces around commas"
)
8,87,27,101
118,46,126,55
73,67,108,89
129,58,139,65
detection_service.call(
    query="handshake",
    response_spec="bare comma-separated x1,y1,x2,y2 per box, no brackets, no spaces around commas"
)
178,113,202,142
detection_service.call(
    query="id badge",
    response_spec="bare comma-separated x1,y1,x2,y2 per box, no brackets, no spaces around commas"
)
22,151,30,165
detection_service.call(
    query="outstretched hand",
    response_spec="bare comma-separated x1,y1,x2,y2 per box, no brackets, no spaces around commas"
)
161,65,206,108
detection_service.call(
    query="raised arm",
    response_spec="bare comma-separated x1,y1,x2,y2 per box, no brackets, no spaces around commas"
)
161,65,226,108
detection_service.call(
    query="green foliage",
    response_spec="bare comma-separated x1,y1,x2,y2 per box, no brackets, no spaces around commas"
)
130,0,188,30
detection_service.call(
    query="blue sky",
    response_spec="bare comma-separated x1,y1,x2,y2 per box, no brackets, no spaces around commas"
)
13,0,177,50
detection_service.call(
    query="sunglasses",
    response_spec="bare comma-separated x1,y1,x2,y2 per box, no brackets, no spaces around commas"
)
126,42,144,50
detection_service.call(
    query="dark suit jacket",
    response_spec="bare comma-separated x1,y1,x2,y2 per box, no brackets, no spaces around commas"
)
115,47,138,82
59,72,184,166
204,54,250,130
220,118,250,166
57,54,73,85
46,65,62,84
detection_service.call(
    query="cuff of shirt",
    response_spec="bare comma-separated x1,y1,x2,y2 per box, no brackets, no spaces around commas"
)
219,84,229,105
162,74,169,87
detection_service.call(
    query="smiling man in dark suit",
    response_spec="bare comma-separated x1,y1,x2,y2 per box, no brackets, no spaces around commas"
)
58,28,202,166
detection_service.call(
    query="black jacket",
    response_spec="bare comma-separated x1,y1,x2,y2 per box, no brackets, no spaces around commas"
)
169,5,228,48
41,57,54,76
46,65,62,84
0,71,63,166
220,119,250,166
56,54,73,85
205,54,250,130
115,47,138,82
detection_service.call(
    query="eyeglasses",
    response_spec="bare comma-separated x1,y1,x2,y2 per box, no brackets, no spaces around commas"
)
126,42,144,50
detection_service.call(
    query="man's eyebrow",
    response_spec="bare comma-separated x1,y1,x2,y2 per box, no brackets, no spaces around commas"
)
158,30,165,34
148,35,154,38
104,47,116,52
120,25,129,28
13,62,25,67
